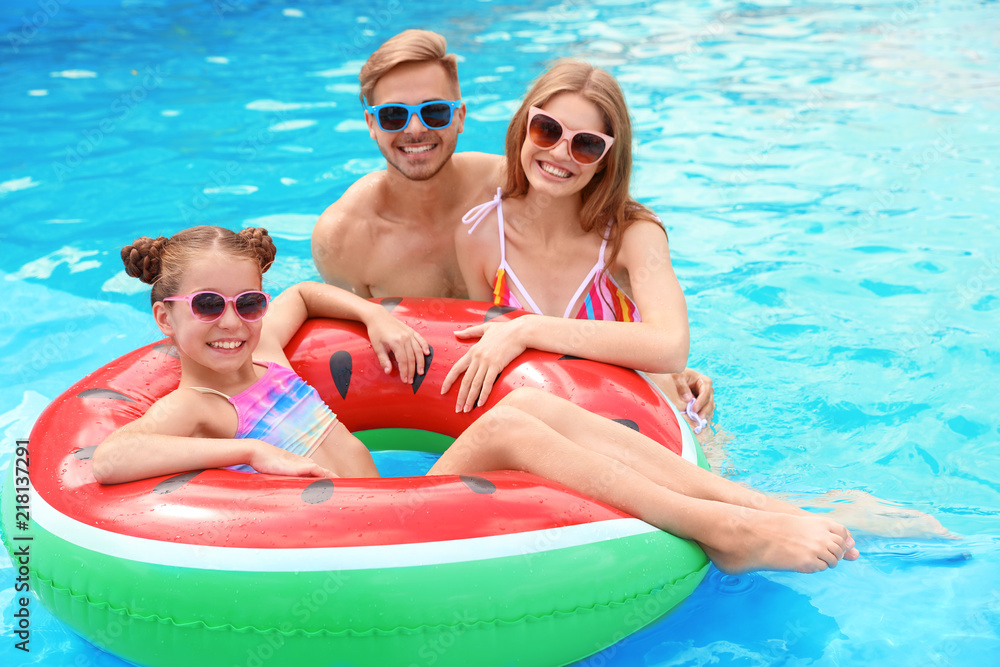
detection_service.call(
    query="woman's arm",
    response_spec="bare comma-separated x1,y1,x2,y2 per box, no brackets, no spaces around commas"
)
454,208,502,303
442,220,690,411
92,391,333,484
256,281,429,383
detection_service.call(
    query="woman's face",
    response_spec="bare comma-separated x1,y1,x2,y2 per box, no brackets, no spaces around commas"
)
519,92,610,199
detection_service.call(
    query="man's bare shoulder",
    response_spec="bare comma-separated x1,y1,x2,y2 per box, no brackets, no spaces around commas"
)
452,152,504,184
312,172,387,292
317,171,387,231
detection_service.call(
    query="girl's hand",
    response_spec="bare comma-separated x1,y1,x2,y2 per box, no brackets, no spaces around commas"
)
246,441,337,478
365,311,430,384
441,321,527,412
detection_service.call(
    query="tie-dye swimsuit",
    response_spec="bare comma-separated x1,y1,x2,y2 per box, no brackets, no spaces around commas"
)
191,362,339,473
462,189,642,322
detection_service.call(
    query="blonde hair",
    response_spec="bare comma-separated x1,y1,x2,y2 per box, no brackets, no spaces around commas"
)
121,226,276,305
503,59,662,268
359,29,460,105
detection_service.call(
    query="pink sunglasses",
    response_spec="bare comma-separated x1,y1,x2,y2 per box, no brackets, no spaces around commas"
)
527,106,615,165
162,290,271,323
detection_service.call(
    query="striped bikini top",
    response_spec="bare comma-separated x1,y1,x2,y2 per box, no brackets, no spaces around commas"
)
462,189,641,322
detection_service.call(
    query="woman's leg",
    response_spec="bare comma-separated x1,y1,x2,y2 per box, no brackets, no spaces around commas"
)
500,389,949,538
429,404,857,574
496,388,806,516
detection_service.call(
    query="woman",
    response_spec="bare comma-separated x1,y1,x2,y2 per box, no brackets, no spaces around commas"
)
445,60,702,418
444,60,948,542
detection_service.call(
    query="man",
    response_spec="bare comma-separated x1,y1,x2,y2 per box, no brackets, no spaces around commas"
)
312,29,715,420
312,30,499,299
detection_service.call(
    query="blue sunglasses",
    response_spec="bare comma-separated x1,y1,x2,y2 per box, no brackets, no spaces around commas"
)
364,99,462,132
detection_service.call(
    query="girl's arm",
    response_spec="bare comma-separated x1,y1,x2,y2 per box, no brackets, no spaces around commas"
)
256,281,430,383
443,220,690,411
92,391,333,484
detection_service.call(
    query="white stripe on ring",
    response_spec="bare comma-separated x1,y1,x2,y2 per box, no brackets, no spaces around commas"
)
637,370,701,466
31,485,659,572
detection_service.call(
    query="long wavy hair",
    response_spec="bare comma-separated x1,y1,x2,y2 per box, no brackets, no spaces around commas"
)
503,60,662,269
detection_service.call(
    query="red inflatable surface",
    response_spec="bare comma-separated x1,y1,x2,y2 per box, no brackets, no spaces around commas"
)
29,298,686,549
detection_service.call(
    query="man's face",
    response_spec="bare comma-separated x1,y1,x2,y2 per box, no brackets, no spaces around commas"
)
367,61,465,182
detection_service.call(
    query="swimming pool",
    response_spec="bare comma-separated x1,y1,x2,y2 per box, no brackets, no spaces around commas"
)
1,0,998,664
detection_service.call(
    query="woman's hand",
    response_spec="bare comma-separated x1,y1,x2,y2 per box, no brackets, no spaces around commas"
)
672,368,715,422
246,440,337,477
364,310,430,384
441,320,528,412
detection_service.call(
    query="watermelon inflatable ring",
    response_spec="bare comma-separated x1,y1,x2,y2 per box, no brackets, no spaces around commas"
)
2,297,709,667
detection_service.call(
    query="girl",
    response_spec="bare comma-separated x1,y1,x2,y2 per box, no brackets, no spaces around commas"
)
445,60,702,415
93,225,430,482
93,225,859,574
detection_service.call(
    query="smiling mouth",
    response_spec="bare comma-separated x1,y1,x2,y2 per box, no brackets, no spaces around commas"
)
399,144,435,155
538,161,572,178
209,341,244,350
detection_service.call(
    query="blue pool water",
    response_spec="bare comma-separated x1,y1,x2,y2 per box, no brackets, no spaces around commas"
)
2,0,998,664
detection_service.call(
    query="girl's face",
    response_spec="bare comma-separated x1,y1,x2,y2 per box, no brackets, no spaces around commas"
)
520,92,609,198
153,253,264,377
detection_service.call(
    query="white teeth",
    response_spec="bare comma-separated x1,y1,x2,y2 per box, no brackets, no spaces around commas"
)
400,145,434,154
540,162,571,178
209,341,243,350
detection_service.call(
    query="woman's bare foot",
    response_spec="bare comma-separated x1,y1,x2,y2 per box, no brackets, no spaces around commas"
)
700,508,860,575
800,489,954,538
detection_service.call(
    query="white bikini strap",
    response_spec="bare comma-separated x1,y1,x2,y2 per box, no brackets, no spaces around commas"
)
188,386,231,400
562,265,600,319
461,187,503,234
496,190,507,267
489,192,545,314
560,222,614,319
502,261,546,315
597,220,613,267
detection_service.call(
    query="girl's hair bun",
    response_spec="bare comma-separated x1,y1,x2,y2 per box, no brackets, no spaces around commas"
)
121,236,169,284
238,227,277,273
124,225,278,305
